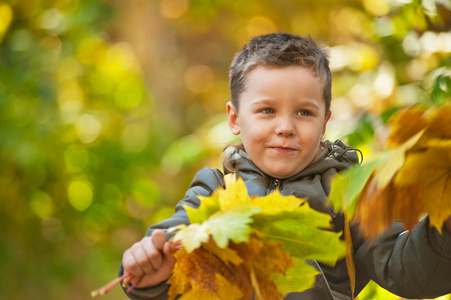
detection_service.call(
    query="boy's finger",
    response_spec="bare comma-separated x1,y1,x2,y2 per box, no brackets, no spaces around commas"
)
132,246,156,274
151,230,167,251
122,251,144,277
163,242,177,266
142,237,164,270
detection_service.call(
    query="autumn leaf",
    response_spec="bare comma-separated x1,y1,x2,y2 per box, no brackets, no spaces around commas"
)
184,178,255,225
387,106,427,147
329,158,379,215
332,104,451,238
343,212,356,299
201,208,256,248
202,239,243,266
167,178,345,299
253,241,318,299
252,190,304,213
170,224,210,253
272,257,318,296
424,104,451,140
374,130,424,190
252,207,345,265
167,247,243,300
215,274,246,300
184,192,220,224
168,235,302,300
229,236,296,300
216,176,254,211
395,139,451,232
173,207,257,251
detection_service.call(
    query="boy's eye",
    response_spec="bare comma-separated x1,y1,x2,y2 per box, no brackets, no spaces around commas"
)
262,108,275,114
297,110,311,116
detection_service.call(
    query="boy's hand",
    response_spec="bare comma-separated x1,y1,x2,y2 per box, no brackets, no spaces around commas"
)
122,230,176,288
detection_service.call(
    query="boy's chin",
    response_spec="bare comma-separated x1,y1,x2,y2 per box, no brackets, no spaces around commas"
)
265,168,301,180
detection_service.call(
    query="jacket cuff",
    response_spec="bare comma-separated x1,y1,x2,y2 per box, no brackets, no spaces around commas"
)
125,281,170,300
119,263,170,300
428,219,451,259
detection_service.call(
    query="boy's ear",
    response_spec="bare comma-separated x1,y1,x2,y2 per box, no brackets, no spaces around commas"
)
227,102,240,135
322,111,332,137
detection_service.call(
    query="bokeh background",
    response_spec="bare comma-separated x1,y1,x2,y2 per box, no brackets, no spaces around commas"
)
0,0,450,299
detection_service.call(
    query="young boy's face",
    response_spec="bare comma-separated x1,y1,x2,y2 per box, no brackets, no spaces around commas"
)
227,65,331,179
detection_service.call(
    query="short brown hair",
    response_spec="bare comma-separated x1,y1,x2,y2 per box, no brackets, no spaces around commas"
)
229,33,332,115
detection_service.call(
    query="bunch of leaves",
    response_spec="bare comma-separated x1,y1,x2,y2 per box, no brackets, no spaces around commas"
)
166,175,345,300
329,104,451,239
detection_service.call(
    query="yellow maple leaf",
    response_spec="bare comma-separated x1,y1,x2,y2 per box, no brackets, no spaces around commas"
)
252,190,304,213
216,177,253,212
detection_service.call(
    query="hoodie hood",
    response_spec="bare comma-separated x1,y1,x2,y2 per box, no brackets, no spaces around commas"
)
223,140,361,214
224,139,360,179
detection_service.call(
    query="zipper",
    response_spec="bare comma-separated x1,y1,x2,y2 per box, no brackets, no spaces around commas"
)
269,178,280,193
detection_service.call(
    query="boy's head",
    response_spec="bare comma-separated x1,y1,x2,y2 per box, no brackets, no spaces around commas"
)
229,33,331,115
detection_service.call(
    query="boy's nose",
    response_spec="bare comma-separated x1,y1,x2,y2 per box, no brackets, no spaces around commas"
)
275,119,295,136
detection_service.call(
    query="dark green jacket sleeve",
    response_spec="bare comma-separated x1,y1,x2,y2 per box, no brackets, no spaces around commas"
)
142,168,225,236
355,217,451,299
121,168,224,300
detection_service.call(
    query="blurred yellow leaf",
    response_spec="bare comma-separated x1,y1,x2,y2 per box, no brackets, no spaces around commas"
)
387,106,427,147
350,105,451,238
0,3,13,36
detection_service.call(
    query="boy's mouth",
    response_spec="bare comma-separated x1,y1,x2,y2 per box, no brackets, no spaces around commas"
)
271,147,296,153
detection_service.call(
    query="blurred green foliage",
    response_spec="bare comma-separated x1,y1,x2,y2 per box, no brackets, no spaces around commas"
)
0,0,449,299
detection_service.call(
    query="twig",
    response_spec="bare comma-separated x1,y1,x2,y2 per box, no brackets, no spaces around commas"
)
126,273,144,293
91,274,131,297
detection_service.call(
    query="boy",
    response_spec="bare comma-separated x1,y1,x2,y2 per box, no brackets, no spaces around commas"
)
120,33,451,300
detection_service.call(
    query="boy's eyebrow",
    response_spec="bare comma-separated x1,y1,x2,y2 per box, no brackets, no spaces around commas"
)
250,98,274,106
251,98,321,109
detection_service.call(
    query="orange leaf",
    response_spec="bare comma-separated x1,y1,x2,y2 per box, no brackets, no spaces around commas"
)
395,140,451,232
167,247,241,300
354,175,392,238
387,106,427,147
424,104,451,140
344,212,356,299
230,236,294,300
353,105,451,238
202,239,243,267
252,241,294,300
